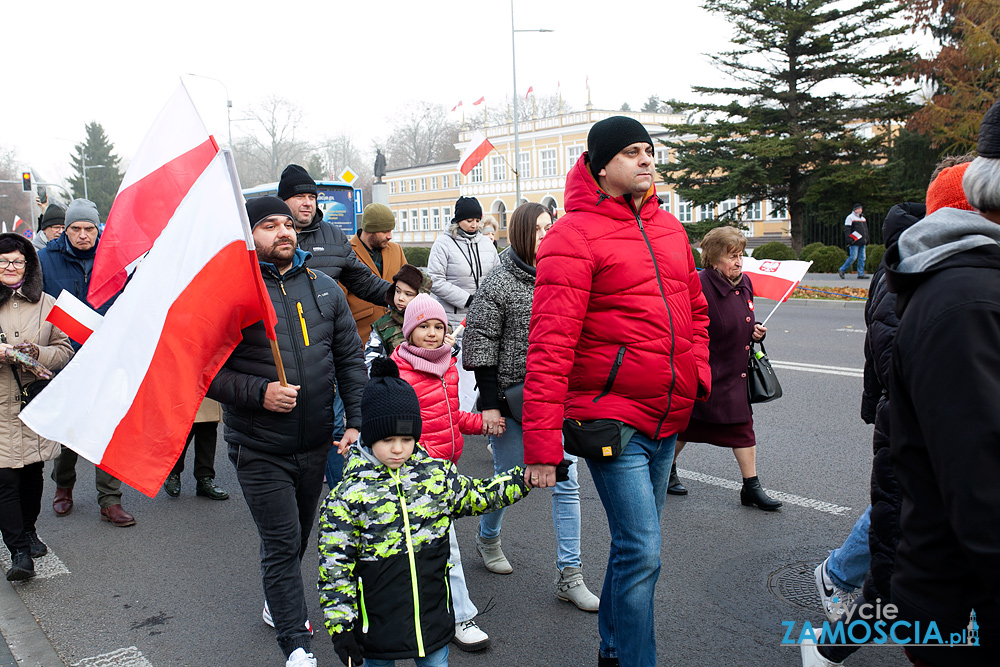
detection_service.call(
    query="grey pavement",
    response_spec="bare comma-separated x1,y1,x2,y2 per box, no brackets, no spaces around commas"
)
0,304,911,666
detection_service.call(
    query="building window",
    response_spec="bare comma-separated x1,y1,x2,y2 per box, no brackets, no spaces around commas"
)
389,181,396,194
519,152,531,179
676,199,693,223
421,208,429,230
454,173,462,186
721,199,738,219
655,147,669,165
769,201,785,218
419,178,427,191
491,155,507,181
744,200,762,220
442,174,450,189
540,149,557,177
567,145,584,166
698,204,714,221
659,193,671,214
494,202,507,229
470,163,483,183
399,210,407,232
430,176,438,190
431,207,440,229
408,179,416,193
410,209,419,230
442,206,452,225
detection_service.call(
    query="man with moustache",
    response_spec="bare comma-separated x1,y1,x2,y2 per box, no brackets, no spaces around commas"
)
207,196,367,667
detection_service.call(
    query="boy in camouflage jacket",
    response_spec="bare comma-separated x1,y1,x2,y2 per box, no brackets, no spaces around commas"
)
318,358,531,666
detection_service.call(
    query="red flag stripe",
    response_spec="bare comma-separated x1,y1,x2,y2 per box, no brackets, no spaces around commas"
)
459,139,494,176
88,137,218,307
747,273,800,302
46,306,95,344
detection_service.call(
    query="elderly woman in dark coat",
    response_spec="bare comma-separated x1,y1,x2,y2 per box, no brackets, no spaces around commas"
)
671,226,781,510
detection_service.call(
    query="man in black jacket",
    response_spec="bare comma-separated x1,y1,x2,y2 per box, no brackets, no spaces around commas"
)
208,196,367,667
278,164,390,487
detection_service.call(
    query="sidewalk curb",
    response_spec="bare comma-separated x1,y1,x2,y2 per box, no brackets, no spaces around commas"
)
0,580,65,666
758,297,866,309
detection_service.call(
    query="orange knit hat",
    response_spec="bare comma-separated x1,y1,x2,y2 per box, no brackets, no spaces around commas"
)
926,163,973,214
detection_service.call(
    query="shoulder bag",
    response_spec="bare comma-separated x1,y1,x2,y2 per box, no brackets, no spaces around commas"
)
748,341,782,404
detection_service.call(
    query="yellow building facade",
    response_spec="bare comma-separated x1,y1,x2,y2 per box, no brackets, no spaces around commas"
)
386,109,791,245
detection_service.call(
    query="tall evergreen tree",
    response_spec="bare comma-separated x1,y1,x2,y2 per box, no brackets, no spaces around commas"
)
660,0,915,251
67,122,124,222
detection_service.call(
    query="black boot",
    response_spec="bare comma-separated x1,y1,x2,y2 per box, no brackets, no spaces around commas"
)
668,462,688,496
740,476,782,511
598,651,620,667
6,551,35,581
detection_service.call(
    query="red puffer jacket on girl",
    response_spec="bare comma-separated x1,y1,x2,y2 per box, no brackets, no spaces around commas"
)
391,349,483,463
522,153,711,466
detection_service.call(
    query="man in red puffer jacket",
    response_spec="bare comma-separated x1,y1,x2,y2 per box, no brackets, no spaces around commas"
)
523,116,710,667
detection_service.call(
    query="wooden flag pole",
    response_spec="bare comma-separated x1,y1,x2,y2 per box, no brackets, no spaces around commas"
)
269,338,288,387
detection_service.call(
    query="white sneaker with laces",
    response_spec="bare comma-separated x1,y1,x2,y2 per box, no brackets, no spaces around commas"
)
453,619,491,651
800,636,844,666
284,647,317,667
814,559,859,622
263,601,313,634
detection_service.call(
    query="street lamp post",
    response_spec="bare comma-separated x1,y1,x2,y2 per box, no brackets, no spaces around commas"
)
185,73,232,148
510,1,552,208
81,153,106,200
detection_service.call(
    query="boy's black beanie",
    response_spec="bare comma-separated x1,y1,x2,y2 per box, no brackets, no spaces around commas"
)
362,358,423,446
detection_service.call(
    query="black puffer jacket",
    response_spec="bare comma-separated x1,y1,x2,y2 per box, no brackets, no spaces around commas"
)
208,250,367,455
297,213,390,307
859,202,923,606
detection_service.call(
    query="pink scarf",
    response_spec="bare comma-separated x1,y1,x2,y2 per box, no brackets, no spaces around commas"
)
395,341,453,377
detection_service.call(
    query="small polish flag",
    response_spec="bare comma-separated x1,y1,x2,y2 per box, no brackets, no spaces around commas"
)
451,100,463,112
849,231,863,242
472,96,485,106
46,290,105,345
525,86,534,100
13,215,33,239
742,257,812,303
458,130,494,176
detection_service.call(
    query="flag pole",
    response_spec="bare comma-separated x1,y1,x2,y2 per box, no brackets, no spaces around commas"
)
269,339,288,387
759,281,799,327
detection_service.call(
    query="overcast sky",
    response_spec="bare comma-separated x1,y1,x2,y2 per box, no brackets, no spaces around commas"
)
4,0,926,189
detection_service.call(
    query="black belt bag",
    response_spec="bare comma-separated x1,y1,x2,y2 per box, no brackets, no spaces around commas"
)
500,382,524,423
562,418,624,460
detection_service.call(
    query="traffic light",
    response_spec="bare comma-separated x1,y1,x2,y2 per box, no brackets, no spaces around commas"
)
21,172,31,192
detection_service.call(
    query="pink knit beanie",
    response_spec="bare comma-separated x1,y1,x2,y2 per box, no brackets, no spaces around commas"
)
402,294,448,340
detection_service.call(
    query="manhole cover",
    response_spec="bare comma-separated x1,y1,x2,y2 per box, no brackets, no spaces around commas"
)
768,560,824,613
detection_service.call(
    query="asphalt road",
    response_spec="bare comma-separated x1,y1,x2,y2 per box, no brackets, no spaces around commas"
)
1,297,912,667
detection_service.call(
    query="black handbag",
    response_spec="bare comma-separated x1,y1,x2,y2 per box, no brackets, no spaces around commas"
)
562,418,624,460
17,378,50,410
500,381,524,423
747,341,782,404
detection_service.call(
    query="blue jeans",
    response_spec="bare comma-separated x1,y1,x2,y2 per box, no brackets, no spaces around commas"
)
587,431,676,667
364,645,449,667
448,524,478,623
325,388,346,487
826,504,871,591
478,419,583,570
839,244,867,276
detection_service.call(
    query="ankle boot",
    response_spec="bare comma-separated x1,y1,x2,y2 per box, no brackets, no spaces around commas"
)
740,476,782,511
667,462,688,495
598,651,620,667
53,485,74,516
556,566,600,612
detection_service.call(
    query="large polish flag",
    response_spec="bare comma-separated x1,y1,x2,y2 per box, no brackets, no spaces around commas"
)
742,257,812,303
88,85,219,308
21,148,276,497
458,130,494,176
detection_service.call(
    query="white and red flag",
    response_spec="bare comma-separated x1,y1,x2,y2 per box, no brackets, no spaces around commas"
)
451,100,463,112
742,257,812,303
472,96,485,106
525,86,534,100
21,88,277,497
87,85,219,308
458,130,494,176
12,215,32,239
46,290,104,345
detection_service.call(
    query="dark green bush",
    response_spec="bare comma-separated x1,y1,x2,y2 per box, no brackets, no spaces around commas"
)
691,245,703,268
809,246,848,273
751,241,797,261
403,246,431,267
799,242,826,263
866,244,886,274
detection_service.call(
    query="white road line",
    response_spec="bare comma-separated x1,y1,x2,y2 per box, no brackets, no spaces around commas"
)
0,548,70,579
72,646,153,667
676,469,853,516
770,360,864,378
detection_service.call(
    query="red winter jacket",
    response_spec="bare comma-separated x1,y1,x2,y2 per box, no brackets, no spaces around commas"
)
391,349,483,463
522,153,711,466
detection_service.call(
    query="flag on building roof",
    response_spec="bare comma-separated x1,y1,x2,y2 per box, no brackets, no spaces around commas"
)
451,100,463,112
525,86,534,100
458,130,494,176
472,96,485,106
46,290,104,345
742,257,812,303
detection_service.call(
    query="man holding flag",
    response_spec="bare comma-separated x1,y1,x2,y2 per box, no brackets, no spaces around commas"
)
207,196,367,667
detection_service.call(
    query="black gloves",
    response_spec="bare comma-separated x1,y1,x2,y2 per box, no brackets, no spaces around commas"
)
556,458,572,482
332,631,363,666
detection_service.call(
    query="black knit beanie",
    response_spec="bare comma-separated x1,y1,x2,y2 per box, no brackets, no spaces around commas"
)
587,116,654,179
362,358,423,446
246,196,293,228
277,164,318,201
452,196,482,223
977,98,1000,159
40,203,66,231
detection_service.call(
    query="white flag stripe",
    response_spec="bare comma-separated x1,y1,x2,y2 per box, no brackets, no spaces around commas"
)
21,154,245,461
742,257,812,282
117,84,210,193
53,290,105,332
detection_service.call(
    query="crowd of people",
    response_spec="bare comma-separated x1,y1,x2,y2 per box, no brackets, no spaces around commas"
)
1,102,998,667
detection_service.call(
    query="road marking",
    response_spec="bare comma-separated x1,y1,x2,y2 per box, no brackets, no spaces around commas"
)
0,548,70,579
770,360,864,378
834,328,866,333
676,469,853,516
72,646,153,667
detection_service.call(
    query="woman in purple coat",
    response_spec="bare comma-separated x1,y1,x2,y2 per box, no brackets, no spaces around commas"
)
670,227,782,510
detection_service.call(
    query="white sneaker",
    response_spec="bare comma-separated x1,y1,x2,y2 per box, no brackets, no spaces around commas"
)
263,601,313,635
814,559,858,622
800,636,844,666
285,647,317,667
453,619,490,651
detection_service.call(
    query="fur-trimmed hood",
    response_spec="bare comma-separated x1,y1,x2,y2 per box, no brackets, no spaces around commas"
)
0,233,44,305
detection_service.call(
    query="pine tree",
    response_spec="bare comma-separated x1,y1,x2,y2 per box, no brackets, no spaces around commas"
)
660,0,915,251
67,122,124,222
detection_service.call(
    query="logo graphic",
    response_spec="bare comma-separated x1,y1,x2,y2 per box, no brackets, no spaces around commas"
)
782,607,981,649
748,299,754,311
759,261,780,273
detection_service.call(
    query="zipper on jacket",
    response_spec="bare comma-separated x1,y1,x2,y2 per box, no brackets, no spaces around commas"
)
296,302,310,346
443,378,457,461
444,562,453,613
275,275,307,448
390,468,426,657
631,202,677,433
594,346,627,402
358,578,369,633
